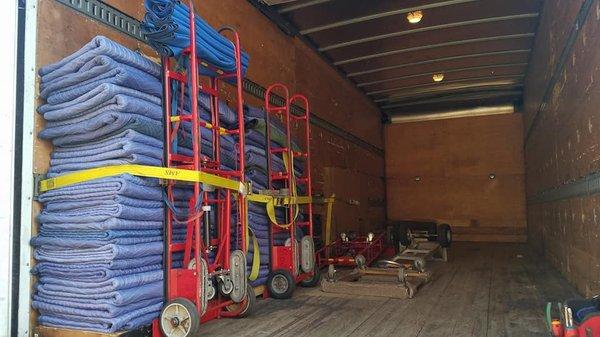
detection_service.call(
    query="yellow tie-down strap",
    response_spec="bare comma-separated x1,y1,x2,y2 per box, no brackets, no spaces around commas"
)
38,164,246,194
247,228,260,281
246,195,312,228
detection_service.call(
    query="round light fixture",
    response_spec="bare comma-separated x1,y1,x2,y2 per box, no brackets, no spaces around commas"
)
407,10,423,24
432,73,445,82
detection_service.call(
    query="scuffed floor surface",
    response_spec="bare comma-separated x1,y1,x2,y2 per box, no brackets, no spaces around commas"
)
199,243,578,337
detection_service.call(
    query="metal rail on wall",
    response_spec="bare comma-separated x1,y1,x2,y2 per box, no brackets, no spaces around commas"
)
52,0,384,157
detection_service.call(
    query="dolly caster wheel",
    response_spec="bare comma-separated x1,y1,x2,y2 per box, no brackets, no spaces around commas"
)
300,267,322,287
226,283,256,318
267,269,296,299
413,258,426,272
327,264,336,281
355,254,367,269
160,298,200,337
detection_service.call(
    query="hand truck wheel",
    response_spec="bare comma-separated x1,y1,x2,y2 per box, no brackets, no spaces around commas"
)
300,267,321,288
159,298,200,337
226,283,256,318
267,269,296,299
437,223,452,248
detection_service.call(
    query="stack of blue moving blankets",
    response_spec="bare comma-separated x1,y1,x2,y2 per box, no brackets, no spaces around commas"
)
33,32,307,331
32,36,167,333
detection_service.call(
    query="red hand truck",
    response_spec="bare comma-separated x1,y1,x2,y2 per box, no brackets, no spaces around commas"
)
153,2,253,336
263,84,319,299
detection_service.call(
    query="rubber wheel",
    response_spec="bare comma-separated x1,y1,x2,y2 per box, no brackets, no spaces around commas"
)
226,284,256,318
267,269,296,299
395,223,411,247
437,223,452,248
160,298,200,337
300,268,321,288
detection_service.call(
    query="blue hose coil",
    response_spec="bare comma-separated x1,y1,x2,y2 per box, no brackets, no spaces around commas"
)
141,0,249,74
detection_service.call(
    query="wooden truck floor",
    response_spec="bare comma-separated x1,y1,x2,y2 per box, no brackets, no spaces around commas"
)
201,242,578,337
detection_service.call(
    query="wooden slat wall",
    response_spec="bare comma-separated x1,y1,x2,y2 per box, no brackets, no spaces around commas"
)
524,0,600,296
385,113,527,242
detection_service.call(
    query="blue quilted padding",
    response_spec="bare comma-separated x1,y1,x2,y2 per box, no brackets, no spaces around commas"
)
33,37,170,333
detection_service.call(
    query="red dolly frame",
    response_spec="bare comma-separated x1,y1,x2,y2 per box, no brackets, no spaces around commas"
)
316,233,386,268
153,1,250,335
263,84,316,297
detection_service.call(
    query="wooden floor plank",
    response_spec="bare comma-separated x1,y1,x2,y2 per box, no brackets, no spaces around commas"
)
198,243,580,337
415,245,493,337
486,244,555,337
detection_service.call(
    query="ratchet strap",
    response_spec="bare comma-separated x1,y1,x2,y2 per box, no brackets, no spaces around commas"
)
256,154,301,228
324,195,335,245
247,228,260,281
246,194,312,227
38,164,246,193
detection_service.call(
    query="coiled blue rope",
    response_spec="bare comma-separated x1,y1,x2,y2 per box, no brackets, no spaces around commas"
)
141,0,249,74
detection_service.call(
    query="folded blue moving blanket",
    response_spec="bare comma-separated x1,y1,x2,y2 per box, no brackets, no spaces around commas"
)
34,296,162,319
37,229,163,239
47,153,162,177
44,94,162,128
42,56,161,104
39,269,162,291
33,254,164,273
39,36,160,82
39,218,164,231
43,195,163,212
37,174,162,203
35,280,162,305
39,111,163,146
51,130,163,160
37,302,162,333
38,203,163,222
34,243,163,264
31,235,163,249
39,83,161,122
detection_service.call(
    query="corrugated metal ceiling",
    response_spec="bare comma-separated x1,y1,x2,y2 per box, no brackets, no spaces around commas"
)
254,0,543,120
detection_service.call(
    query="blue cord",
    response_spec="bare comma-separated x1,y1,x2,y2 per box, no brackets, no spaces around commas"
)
141,0,249,74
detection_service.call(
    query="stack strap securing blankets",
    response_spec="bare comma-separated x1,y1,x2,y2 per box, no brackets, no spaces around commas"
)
33,36,168,333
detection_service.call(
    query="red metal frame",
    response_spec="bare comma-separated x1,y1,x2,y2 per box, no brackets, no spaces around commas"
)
264,85,314,286
154,1,248,333
316,233,386,268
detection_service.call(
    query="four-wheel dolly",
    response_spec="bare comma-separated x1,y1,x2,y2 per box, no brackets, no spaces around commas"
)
320,258,432,299
387,220,452,272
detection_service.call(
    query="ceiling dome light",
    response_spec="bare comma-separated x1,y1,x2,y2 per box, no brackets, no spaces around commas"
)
432,73,444,82
407,10,423,24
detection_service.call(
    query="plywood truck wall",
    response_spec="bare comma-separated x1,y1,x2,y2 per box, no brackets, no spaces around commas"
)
523,0,600,296
385,113,527,242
